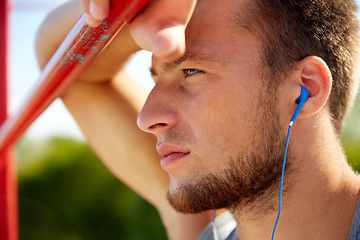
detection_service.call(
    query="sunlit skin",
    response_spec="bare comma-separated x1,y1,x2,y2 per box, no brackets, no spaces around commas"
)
137,0,265,194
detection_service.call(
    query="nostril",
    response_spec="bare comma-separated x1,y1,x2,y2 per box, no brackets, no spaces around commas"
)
149,123,167,130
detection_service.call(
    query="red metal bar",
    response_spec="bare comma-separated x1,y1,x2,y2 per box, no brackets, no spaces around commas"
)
0,0,18,239
0,0,149,156
0,0,9,130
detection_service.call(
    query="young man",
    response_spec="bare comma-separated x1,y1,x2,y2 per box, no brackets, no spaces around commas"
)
36,0,360,239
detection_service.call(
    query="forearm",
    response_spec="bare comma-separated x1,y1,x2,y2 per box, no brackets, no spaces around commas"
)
35,0,166,203
62,73,170,204
35,1,213,238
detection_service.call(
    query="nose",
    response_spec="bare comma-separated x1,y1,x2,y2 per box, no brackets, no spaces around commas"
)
137,84,178,136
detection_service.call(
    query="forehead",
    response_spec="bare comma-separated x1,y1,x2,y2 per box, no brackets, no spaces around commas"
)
151,0,255,71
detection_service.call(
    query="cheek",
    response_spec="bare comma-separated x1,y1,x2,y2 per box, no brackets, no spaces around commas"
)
183,84,258,159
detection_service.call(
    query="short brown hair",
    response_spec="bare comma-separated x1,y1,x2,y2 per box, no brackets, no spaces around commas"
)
238,0,359,135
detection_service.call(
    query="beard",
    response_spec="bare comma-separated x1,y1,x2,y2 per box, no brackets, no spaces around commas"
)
167,93,290,214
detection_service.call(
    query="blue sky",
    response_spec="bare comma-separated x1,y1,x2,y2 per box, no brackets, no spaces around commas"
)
8,0,360,140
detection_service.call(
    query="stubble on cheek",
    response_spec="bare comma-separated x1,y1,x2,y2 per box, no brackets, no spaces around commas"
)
167,120,290,214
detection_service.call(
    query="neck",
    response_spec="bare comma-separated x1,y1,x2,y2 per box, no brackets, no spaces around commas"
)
231,114,360,240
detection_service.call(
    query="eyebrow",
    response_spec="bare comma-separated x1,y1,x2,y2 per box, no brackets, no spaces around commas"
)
149,51,227,77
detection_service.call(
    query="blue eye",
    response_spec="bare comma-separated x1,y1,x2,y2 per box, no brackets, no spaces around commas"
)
183,69,203,77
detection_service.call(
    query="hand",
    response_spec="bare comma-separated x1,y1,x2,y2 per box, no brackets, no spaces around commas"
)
81,0,197,60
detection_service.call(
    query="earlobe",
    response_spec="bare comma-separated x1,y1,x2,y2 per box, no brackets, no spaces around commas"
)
295,56,332,118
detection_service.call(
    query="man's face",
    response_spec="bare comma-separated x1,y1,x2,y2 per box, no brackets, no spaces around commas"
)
137,0,287,213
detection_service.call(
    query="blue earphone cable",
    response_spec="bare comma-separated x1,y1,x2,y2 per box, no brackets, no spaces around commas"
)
271,122,292,240
271,86,308,239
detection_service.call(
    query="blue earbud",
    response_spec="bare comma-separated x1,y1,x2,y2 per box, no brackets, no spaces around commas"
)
290,86,309,125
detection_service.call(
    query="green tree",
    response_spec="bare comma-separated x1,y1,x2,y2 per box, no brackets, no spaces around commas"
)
343,92,360,172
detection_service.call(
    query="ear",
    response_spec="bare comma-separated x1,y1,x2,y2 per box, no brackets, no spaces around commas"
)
292,56,332,119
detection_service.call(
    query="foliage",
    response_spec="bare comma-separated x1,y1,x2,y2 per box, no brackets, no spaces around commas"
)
342,91,360,172
17,137,167,240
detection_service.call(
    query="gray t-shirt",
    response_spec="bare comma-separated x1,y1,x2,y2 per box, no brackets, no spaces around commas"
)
197,211,237,240
348,195,360,240
198,196,360,240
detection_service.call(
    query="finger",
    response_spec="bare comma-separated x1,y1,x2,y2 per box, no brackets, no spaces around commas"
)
130,0,197,60
151,25,186,60
89,0,110,21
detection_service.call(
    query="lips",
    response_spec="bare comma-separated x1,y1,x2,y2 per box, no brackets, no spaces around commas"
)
156,143,190,168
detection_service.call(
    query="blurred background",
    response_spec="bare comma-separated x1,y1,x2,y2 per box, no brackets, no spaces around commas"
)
5,0,360,239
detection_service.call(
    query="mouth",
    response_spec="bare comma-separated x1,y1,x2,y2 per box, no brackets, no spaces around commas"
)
157,144,190,168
